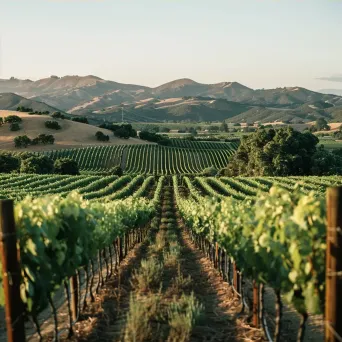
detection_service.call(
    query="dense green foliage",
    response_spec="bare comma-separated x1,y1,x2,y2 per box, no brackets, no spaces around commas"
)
0,193,154,310
174,177,326,314
20,156,54,174
226,127,339,176
54,158,80,175
0,152,20,172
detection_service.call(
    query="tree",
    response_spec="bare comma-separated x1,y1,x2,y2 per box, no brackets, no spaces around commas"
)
54,158,79,175
0,152,20,173
139,131,170,145
5,115,22,123
312,118,330,131
14,135,31,148
37,134,55,145
45,121,61,130
220,121,228,132
311,146,342,175
95,131,109,141
20,156,54,174
52,112,65,119
226,127,319,176
114,128,130,139
10,122,20,131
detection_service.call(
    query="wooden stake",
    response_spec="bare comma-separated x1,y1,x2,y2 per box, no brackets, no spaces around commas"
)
252,280,260,327
325,187,342,341
0,200,26,342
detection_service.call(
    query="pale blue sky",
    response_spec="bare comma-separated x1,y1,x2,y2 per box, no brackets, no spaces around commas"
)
0,0,341,90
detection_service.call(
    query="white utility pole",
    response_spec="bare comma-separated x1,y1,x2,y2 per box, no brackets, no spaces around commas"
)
121,107,124,123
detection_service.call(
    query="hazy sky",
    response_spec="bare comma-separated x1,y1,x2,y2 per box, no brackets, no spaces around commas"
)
0,0,341,90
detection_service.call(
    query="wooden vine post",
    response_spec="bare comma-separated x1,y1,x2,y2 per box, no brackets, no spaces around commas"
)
325,187,342,342
252,280,260,327
70,274,79,322
0,200,26,342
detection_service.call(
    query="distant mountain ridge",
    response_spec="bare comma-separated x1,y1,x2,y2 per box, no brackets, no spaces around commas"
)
1,75,342,123
0,93,61,113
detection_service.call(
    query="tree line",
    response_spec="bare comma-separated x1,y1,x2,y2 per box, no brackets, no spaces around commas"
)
0,152,79,175
225,127,342,176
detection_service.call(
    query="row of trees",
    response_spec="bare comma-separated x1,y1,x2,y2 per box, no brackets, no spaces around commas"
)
98,123,137,139
226,127,342,176
0,152,79,175
139,131,171,145
14,134,55,148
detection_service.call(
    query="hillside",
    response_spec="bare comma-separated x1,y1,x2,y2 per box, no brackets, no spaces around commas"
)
0,93,60,113
0,110,150,151
85,97,251,123
1,75,342,123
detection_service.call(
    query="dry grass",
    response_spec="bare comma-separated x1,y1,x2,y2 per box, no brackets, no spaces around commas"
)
131,258,164,293
167,292,203,342
0,110,152,151
124,293,161,342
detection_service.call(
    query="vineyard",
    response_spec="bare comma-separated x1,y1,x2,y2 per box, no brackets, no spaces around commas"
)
43,143,237,174
0,172,341,341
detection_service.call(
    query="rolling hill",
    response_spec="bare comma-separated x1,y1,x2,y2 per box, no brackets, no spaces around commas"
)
0,110,150,151
0,93,60,113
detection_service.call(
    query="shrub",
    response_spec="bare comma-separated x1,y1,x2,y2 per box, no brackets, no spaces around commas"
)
131,258,163,292
124,293,160,342
95,131,109,141
5,115,22,123
14,135,31,148
10,122,20,131
54,158,79,175
45,120,61,130
20,156,54,174
167,292,203,342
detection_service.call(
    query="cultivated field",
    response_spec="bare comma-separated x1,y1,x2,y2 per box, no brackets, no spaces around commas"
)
0,139,339,342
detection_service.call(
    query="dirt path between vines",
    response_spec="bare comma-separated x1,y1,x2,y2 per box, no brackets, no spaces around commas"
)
65,186,263,342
